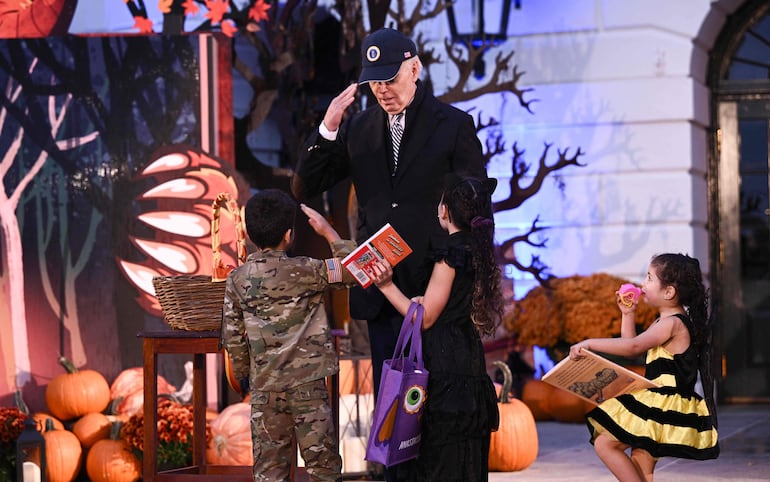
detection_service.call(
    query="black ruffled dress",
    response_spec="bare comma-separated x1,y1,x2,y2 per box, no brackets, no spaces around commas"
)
412,231,500,482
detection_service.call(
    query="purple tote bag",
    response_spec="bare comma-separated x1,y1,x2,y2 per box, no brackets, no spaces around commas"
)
365,302,429,467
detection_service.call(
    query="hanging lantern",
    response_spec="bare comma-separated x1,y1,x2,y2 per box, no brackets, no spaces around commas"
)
445,0,520,78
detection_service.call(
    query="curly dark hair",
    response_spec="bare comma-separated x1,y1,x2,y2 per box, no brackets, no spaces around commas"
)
244,189,296,249
441,175,504,337
650,253,717,425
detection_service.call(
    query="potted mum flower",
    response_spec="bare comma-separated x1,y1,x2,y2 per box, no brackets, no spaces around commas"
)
0,406,27,480
505,273,657,357
121,397,211,470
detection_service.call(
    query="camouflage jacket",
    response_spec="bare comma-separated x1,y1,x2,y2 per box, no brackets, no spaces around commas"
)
222,240,356,393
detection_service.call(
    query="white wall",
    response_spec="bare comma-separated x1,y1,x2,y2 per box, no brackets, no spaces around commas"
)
71,0,746,297
415,0,746,297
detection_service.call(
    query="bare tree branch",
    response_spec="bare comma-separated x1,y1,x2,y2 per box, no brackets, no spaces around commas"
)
437,37,536,113
392,0,452,36
493,142,586,212
496,216,553,286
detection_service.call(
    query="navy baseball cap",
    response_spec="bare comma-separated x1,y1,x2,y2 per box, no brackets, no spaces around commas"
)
358,28,418,84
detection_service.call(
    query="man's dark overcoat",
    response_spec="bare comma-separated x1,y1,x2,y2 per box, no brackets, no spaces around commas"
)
293,80,487,319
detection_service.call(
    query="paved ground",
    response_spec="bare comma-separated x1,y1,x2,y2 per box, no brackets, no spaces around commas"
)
349,403,770,481
488,403,770,482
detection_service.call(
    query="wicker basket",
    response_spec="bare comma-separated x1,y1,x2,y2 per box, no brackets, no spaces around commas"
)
152,192,247,331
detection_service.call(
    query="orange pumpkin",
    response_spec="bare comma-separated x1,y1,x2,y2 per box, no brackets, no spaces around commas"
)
547,388,593,423
86,422,141,482
72,412,112,448
43,419,83,482
109,367,176,400
521,379,554,421
13,390,65,432
206,402,253,465
32,412,64,432
488,361,538,471
46,356,111,421
109,367,176,417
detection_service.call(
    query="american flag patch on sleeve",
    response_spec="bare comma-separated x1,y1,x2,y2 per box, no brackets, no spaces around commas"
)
325,258,343,283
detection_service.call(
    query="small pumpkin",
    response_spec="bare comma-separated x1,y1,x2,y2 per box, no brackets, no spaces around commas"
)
33,412,64,432
547,387,593,423
12,389,65,432
43,419,83,482
521,379,554,421
488,361,539,472
86,421,141,482
46,356,111,421
206,402,253,466
72,412,112,448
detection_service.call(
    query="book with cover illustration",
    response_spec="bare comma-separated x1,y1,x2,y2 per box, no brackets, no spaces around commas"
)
342,223,412,288
541,349,660,406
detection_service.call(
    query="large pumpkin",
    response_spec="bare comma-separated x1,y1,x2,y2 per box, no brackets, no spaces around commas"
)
109,367,176,417
43,419,83,482
521,379,554,421
488,361,538,471
207,402,253,465
46,356,111,421
86,422,141,482
110,367,176,400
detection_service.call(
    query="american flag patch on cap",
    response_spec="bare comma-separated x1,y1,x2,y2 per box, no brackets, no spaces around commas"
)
325,258,343,284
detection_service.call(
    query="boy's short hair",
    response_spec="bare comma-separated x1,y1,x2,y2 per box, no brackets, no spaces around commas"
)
244,189,296,249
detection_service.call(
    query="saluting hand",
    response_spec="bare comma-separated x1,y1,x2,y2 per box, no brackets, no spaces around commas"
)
301,204,341,243
323,83,358,132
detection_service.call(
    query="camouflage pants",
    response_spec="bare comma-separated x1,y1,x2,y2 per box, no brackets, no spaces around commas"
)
250,378,342,482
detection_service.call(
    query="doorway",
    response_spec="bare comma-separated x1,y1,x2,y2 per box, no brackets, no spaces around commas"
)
711,1,770,402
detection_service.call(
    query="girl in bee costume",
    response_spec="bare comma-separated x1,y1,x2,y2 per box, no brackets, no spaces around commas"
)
570,253,719,482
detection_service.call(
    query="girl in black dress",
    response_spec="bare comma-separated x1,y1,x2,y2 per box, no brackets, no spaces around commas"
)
371,174,503,481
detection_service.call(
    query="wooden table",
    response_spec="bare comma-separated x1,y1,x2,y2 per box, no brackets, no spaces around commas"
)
139,330,252,482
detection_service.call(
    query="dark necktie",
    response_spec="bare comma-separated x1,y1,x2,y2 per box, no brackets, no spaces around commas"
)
391,112,404,175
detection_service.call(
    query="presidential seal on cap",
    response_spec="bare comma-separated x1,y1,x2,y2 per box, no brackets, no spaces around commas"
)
358,28,418,84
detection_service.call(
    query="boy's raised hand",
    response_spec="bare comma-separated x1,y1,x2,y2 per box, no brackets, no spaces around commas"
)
300,204,341,243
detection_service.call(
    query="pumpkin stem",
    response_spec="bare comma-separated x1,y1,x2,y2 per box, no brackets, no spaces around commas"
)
13,389,30,415
159,392,185,405
109,421,124,440
107,397,123,415
493,360,513,404
45,418,55,432
58,356,79,374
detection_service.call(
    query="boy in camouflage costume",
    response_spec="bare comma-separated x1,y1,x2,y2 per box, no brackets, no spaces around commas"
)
222,189,357,481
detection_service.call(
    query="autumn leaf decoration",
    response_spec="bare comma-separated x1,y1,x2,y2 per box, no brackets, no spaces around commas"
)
204,0,229,24
122,0,271,37
248,0,270,23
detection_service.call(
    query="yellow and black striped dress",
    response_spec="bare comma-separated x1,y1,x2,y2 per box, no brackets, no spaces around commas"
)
585,314,719,460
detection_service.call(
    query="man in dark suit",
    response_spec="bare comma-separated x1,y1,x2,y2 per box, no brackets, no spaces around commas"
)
292,28,487,477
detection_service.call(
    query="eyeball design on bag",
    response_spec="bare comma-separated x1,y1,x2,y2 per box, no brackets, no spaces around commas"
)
403,384,427,414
